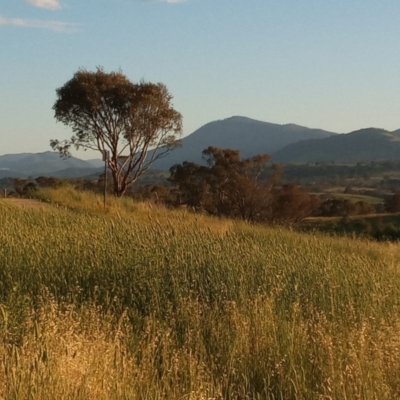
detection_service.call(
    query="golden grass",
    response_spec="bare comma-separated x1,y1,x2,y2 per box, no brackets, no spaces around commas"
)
28,185,234,236
1,187,400,399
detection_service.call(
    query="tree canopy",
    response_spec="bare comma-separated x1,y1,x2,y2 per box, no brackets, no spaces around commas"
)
169,147,320,224
51,68,182,197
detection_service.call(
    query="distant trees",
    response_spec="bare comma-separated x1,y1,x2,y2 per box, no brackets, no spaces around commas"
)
12,177,64,197
13,178,37,197
318,198,375,217
269,183,321,224
169,147,319,224
34,176,62,188
13,178,29,196
384,192,400,213
51,68,182,197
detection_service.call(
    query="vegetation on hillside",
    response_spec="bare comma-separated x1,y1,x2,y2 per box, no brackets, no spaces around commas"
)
5,149,400,242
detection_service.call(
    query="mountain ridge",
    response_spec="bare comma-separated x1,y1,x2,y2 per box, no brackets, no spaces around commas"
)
150,116,338,169
273,128,400,163
0,151,97,178
2,118,400,179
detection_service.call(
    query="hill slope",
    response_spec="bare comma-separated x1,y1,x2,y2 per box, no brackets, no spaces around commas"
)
2,190,400,398
273,128,400,163
150,116,337,170
0,151,97,178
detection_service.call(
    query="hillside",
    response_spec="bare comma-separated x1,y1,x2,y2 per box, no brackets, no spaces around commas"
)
0,151,97,178
273,128,400,163
1,188,400,398
150,116,337,170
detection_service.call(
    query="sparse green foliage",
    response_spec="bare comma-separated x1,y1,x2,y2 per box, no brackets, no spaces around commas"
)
51,68,182,197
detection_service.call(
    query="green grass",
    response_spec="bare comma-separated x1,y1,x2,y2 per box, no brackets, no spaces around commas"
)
1,189,400,399
332,192,383,204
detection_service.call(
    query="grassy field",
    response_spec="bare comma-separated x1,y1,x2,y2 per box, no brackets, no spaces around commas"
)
1,188,400,399
331,192,383,205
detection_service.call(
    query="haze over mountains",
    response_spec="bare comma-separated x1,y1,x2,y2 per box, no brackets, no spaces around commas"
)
1,117,400,179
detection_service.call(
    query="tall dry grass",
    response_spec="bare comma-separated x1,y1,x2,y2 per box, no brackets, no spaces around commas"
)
1,190,400,399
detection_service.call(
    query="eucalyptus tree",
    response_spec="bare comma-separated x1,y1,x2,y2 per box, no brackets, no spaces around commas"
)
51,68,182,197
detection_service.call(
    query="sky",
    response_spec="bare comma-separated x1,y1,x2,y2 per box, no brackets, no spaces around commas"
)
1,0,400,159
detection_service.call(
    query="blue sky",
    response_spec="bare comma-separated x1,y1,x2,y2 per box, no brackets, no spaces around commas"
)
1,0,400,158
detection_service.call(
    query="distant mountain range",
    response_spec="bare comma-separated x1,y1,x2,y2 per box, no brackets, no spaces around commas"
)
1,117,400,179
150,116,337,170
272,128,400,163
0,152,100,179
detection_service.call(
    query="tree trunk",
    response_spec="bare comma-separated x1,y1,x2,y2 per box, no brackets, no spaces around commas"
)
111,171,127,197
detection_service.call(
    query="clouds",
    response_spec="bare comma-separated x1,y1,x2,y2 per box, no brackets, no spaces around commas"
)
0,0,78,32
2,0,186,34
24,0,61,10
0,15,79,32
